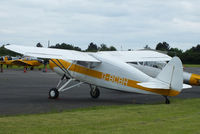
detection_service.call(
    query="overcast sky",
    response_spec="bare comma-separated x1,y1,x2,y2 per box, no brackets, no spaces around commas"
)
0,0,200,50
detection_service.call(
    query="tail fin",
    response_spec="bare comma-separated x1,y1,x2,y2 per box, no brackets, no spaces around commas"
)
156,56,183,91
138,57,191,94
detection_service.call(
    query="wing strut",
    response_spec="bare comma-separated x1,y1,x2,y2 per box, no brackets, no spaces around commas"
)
57,79,83,92
50,59,66,74
50,59,74,78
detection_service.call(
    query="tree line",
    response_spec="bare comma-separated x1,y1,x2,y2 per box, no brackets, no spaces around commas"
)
49,42,117,52
36,42,116,52
0,42,200,64
155,42,200,64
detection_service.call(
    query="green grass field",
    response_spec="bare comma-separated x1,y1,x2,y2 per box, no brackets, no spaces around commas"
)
1,64,49,70
0,98,200,134
183,64,200,67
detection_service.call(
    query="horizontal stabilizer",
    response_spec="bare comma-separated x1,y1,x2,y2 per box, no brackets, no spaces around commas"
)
137,81,169,89
138,82,192,90
183,84,192,89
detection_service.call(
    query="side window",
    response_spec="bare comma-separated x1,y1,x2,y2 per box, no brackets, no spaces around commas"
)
139,62,143,65
131,62,138,65
76,61,89,67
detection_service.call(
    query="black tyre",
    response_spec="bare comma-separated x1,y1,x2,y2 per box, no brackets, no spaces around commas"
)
90,87,100,99
49,88,59,99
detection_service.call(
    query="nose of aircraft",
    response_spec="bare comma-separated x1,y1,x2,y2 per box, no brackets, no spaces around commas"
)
189,73,200,85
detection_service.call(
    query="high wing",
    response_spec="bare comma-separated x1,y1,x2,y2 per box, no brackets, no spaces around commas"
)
5,45,100,62
6,45,170,63
92,50,171,62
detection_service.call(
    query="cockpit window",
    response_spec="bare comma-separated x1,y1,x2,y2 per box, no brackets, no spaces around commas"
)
139,62,143,65
76,61,89,67
128,61,167,69
143,61,167,69
129,62,137,65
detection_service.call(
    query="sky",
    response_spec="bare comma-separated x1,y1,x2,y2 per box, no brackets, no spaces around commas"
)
0,0,200,51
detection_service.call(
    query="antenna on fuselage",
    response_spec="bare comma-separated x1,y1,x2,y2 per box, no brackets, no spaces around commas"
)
48,40,50,48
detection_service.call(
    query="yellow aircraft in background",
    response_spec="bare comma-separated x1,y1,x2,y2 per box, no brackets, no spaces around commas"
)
11,57,43,68
0,56,43,71
0,56,17,72
0,56,14,65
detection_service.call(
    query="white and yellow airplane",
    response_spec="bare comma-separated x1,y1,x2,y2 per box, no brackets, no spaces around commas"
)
5,45,194,104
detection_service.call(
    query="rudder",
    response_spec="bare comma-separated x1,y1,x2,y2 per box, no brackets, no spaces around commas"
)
156,57,183,91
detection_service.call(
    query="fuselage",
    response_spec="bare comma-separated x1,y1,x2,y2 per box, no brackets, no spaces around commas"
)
49,53,180,96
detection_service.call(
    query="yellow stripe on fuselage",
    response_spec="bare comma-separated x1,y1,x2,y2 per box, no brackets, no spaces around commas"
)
49,59,180,96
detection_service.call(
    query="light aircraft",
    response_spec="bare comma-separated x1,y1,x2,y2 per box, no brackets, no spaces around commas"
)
0,56,16,65
11,56,43,70
5,45,194,104
0,56,43,70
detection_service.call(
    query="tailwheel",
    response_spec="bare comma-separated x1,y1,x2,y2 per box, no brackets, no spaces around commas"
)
49,88,59,99
30,66,34,70
90,86,100,99
164,96,170,104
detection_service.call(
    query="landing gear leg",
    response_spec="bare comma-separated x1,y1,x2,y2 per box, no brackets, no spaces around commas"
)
48,74,83,99
90,85,100,99
163,96,170,104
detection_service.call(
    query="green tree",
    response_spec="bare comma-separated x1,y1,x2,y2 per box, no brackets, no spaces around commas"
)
50,43,81,51
144,45,151,49
168,48,183,56
36,42,43,47
186,44,200,53
109,46,117,51
99,44,109,51
86,42,98,52
156,42,170,51
182,44,200,64
0,44,21,56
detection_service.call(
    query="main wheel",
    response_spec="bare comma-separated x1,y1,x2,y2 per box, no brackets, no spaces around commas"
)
90,87,100,99
49,88,59,99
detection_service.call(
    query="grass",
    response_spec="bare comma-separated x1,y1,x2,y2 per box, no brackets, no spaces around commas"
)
0,98,200,134
183,64,200,67
1,64,49,70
